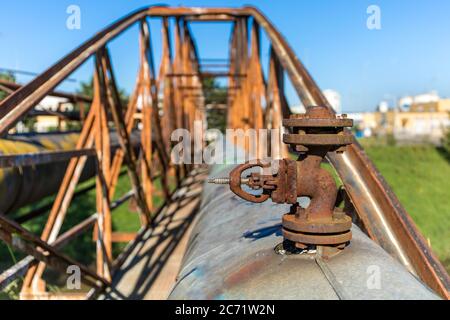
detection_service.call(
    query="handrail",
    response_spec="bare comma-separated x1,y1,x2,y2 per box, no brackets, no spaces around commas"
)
0,7,149,134
246,6,450,298
0,6,249,134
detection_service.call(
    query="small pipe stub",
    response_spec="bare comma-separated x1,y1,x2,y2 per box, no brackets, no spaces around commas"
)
209,106,354,257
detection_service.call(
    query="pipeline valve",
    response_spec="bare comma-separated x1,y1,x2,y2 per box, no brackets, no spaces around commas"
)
210,106,355,257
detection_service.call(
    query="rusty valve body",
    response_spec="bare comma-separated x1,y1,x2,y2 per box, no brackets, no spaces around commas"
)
280,106,354,254
212,106,354,256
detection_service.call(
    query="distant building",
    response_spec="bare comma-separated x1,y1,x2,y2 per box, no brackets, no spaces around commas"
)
354,91,450,145
411,91,439,105
14,96,75,133
34,97,75,132
377,101,389,113
35,96,74,112
394,91,450,113
391,111,449,143
410,99,450,113
348,112,378,138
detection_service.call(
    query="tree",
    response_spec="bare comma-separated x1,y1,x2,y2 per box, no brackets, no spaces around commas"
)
202,78,227,133
0,71,16,101
443,125,450,155
77,77,129,108
77,78,94,99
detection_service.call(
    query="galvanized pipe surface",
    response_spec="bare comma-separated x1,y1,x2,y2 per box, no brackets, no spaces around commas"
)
169,162,439,300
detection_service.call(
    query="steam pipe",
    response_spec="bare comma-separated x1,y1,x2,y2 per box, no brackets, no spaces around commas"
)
0,131,140,214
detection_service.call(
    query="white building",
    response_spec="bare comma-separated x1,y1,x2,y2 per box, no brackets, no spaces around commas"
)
290,89,342,114
323,89,341,114
377,101,389,113
35,96,74,112
398,91,440,111
413,91,439,104
398,96,413,110
14,95,76,133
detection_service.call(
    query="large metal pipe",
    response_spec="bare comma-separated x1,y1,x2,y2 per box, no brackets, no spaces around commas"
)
0,132,93,214
169,162,440,300
0,131,139,214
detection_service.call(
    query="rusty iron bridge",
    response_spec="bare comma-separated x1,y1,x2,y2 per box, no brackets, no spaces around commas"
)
0,6,448,300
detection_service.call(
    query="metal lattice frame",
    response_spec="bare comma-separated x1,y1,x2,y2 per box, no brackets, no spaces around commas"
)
0,6,448,299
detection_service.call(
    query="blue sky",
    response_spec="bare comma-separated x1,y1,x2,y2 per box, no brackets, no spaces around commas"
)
1,0,450,112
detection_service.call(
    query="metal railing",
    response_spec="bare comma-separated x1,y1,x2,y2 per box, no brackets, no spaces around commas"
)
0,6,448,299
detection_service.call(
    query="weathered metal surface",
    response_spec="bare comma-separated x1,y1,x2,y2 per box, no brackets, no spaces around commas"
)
0,148,96,168
0,190,133,291
0,132,139,214
281,107,353,251
215,107,355,253
169,164,440,300
0,133,95,214
0,5,447,298
99,169,208,300
0,79,92,103
166,72,246,78
283,134,354,146
0,214,109,289
283,117,353,128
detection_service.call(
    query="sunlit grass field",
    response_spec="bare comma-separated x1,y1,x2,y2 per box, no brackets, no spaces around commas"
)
359,140,450,273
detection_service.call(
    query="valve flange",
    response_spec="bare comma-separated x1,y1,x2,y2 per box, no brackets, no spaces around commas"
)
210,106,355,257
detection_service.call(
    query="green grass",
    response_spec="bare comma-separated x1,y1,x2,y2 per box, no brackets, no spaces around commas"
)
318,140,450,273
276,145,449,272
359,142,450,272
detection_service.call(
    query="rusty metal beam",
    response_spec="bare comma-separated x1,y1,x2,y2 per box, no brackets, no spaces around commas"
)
97,48,152,225
138,18,156,216
166,72,246,78
159,17,176,157
21,104,96,295
0,79,92,103
92,57,113,279
266,46,289,158
178,85,239,91
0,214,109,289
184,14,236,22
0,5,446,299
0,7,248,135
0,189,134,291
0,83,14,94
